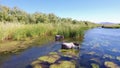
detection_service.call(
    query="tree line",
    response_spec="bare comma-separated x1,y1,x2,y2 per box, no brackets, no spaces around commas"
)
0,5,93,25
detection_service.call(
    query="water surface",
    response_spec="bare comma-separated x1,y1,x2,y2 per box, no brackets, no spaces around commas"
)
79,28,120,68
0,28,120,68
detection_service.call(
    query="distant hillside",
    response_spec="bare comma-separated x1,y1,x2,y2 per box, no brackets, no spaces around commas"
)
100,22,115,24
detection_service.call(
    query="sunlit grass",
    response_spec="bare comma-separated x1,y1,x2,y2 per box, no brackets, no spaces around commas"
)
0,22,98,42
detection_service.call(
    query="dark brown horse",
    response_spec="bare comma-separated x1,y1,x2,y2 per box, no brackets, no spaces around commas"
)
55,35,64,41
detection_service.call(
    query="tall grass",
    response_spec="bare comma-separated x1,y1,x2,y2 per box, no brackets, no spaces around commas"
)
0,22,98,42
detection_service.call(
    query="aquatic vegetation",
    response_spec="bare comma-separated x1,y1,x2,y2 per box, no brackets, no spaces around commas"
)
50,61,75,68
91,63,99,68
38,54,60,63
0,23,93,53
31,50,79,68
32,64,42,68
104,61,119,68
49,52,58,55
31,60,42,66
31,53,60,68
0,23,95,42
59,49,79,57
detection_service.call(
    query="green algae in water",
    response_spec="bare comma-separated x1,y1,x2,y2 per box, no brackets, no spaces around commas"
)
31,50,79,68
49,52,58,55
32,64,42,68
50,61,75,68
59,49,79,57
91,63,99,68
38,54,60,63
31,60,42,66
104,61,119,68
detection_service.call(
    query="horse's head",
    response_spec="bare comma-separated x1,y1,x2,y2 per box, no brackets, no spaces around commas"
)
73,42,79,46
73,42,80,49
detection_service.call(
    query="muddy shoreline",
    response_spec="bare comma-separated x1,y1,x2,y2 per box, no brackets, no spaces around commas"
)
0,36,54,54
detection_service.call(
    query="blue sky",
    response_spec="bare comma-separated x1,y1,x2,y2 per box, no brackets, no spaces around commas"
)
0,0,120,23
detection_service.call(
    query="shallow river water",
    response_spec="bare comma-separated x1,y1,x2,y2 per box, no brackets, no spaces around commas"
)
0,28,120,68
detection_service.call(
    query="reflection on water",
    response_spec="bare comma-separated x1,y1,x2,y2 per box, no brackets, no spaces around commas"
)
79,28,120,68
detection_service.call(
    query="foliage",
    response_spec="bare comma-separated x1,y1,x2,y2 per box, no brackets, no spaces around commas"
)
0,5,98,25
0,23,98,42
0,5,99,42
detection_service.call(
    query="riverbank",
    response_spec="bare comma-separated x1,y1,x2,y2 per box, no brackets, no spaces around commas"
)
0,23,99,54
0,36,54,54
102,24,120,28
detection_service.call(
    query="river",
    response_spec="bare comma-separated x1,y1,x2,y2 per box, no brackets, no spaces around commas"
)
0,28,120,68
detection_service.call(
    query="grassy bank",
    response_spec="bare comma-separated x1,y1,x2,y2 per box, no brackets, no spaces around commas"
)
0,22,98,42
102,24,120,28
0,36,54,54
0,22,99,53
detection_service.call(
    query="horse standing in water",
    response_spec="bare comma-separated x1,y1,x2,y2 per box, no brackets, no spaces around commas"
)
55,35,64,41
55,35,80,49
61,42,80,49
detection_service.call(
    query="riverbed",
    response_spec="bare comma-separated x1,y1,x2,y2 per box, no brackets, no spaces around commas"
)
0,28,120,68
